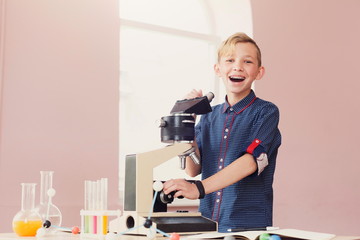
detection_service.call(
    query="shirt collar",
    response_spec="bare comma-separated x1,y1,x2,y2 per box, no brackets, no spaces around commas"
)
222,90,257,114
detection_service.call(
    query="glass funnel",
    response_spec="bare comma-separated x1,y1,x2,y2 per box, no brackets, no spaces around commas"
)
36,171,62,229
12,183,42,236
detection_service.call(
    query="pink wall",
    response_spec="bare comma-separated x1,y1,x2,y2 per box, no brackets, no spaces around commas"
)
0,0,119,232
251,0,360,236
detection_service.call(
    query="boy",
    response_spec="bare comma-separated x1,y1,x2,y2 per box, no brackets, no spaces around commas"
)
163,32,281,232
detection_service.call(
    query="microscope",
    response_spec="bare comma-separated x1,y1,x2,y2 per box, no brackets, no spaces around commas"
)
109,93,217,235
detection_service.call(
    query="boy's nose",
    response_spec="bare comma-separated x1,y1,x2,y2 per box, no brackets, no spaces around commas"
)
233,61,244,71
233,66,243,71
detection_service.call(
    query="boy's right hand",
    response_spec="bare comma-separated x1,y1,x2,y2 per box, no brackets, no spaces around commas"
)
163,178,201,200
184,89,203,100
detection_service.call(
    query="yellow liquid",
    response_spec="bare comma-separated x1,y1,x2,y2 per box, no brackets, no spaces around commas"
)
13,220,42,236
102,215,108,234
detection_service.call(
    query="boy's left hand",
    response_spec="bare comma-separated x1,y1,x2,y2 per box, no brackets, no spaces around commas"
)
163,179,200,200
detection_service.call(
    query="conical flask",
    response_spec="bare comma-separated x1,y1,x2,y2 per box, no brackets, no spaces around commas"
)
12,183,42,236
36,171,62,229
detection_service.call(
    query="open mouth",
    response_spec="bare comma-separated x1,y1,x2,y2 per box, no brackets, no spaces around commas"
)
229,76,245,82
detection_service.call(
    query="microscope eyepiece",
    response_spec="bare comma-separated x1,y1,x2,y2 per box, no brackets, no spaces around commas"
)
206,92,214,103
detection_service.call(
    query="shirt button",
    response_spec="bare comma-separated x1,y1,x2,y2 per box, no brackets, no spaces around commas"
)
220,158,223,162
219,166,222,169
230,108,234,111
224,135,227,139
216,199,220,203
225,128,229,132
217,192,221,196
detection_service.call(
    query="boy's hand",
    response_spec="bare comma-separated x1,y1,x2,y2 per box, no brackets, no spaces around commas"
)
184,89,203,100
163,178,200,200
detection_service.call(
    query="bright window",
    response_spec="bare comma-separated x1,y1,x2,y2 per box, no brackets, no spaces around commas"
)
119,0,253,205
119,0,211,34
119,0,220,190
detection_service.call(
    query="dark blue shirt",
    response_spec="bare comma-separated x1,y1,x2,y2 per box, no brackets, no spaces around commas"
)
195,90,281,232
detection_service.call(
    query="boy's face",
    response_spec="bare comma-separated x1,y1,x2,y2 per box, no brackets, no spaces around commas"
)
214,42,264,102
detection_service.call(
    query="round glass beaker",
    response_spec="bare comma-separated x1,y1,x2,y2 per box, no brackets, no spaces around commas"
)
36,171,62,229
12,183,42,236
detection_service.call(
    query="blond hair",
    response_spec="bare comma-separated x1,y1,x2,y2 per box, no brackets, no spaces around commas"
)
217,32,262,67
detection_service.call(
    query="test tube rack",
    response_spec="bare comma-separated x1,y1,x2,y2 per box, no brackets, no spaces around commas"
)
80,178,121,238
80,209,121,238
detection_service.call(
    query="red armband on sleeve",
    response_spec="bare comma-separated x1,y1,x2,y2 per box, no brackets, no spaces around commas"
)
246,139,262,154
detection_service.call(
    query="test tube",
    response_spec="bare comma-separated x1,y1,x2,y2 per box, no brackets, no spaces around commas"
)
92,181,97,234
100,178,108,210
96,180,99,209
101,178,108,234
84,181,91,234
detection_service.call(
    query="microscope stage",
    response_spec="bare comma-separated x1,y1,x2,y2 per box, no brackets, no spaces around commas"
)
151,215,217,233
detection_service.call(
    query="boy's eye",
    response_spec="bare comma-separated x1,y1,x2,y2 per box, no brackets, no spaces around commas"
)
245,60,253,64
225,59,234,62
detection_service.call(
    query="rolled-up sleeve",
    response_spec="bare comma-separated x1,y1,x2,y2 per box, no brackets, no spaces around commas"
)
244,104,280,175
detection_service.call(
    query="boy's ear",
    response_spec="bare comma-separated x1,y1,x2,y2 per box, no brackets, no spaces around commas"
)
214,63,221,77
256,66,265,80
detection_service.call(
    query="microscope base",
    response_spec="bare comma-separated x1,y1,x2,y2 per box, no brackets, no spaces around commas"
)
109,211,217,235
151,215,217,234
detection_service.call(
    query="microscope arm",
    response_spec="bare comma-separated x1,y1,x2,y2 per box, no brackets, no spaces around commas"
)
135,143,192,214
